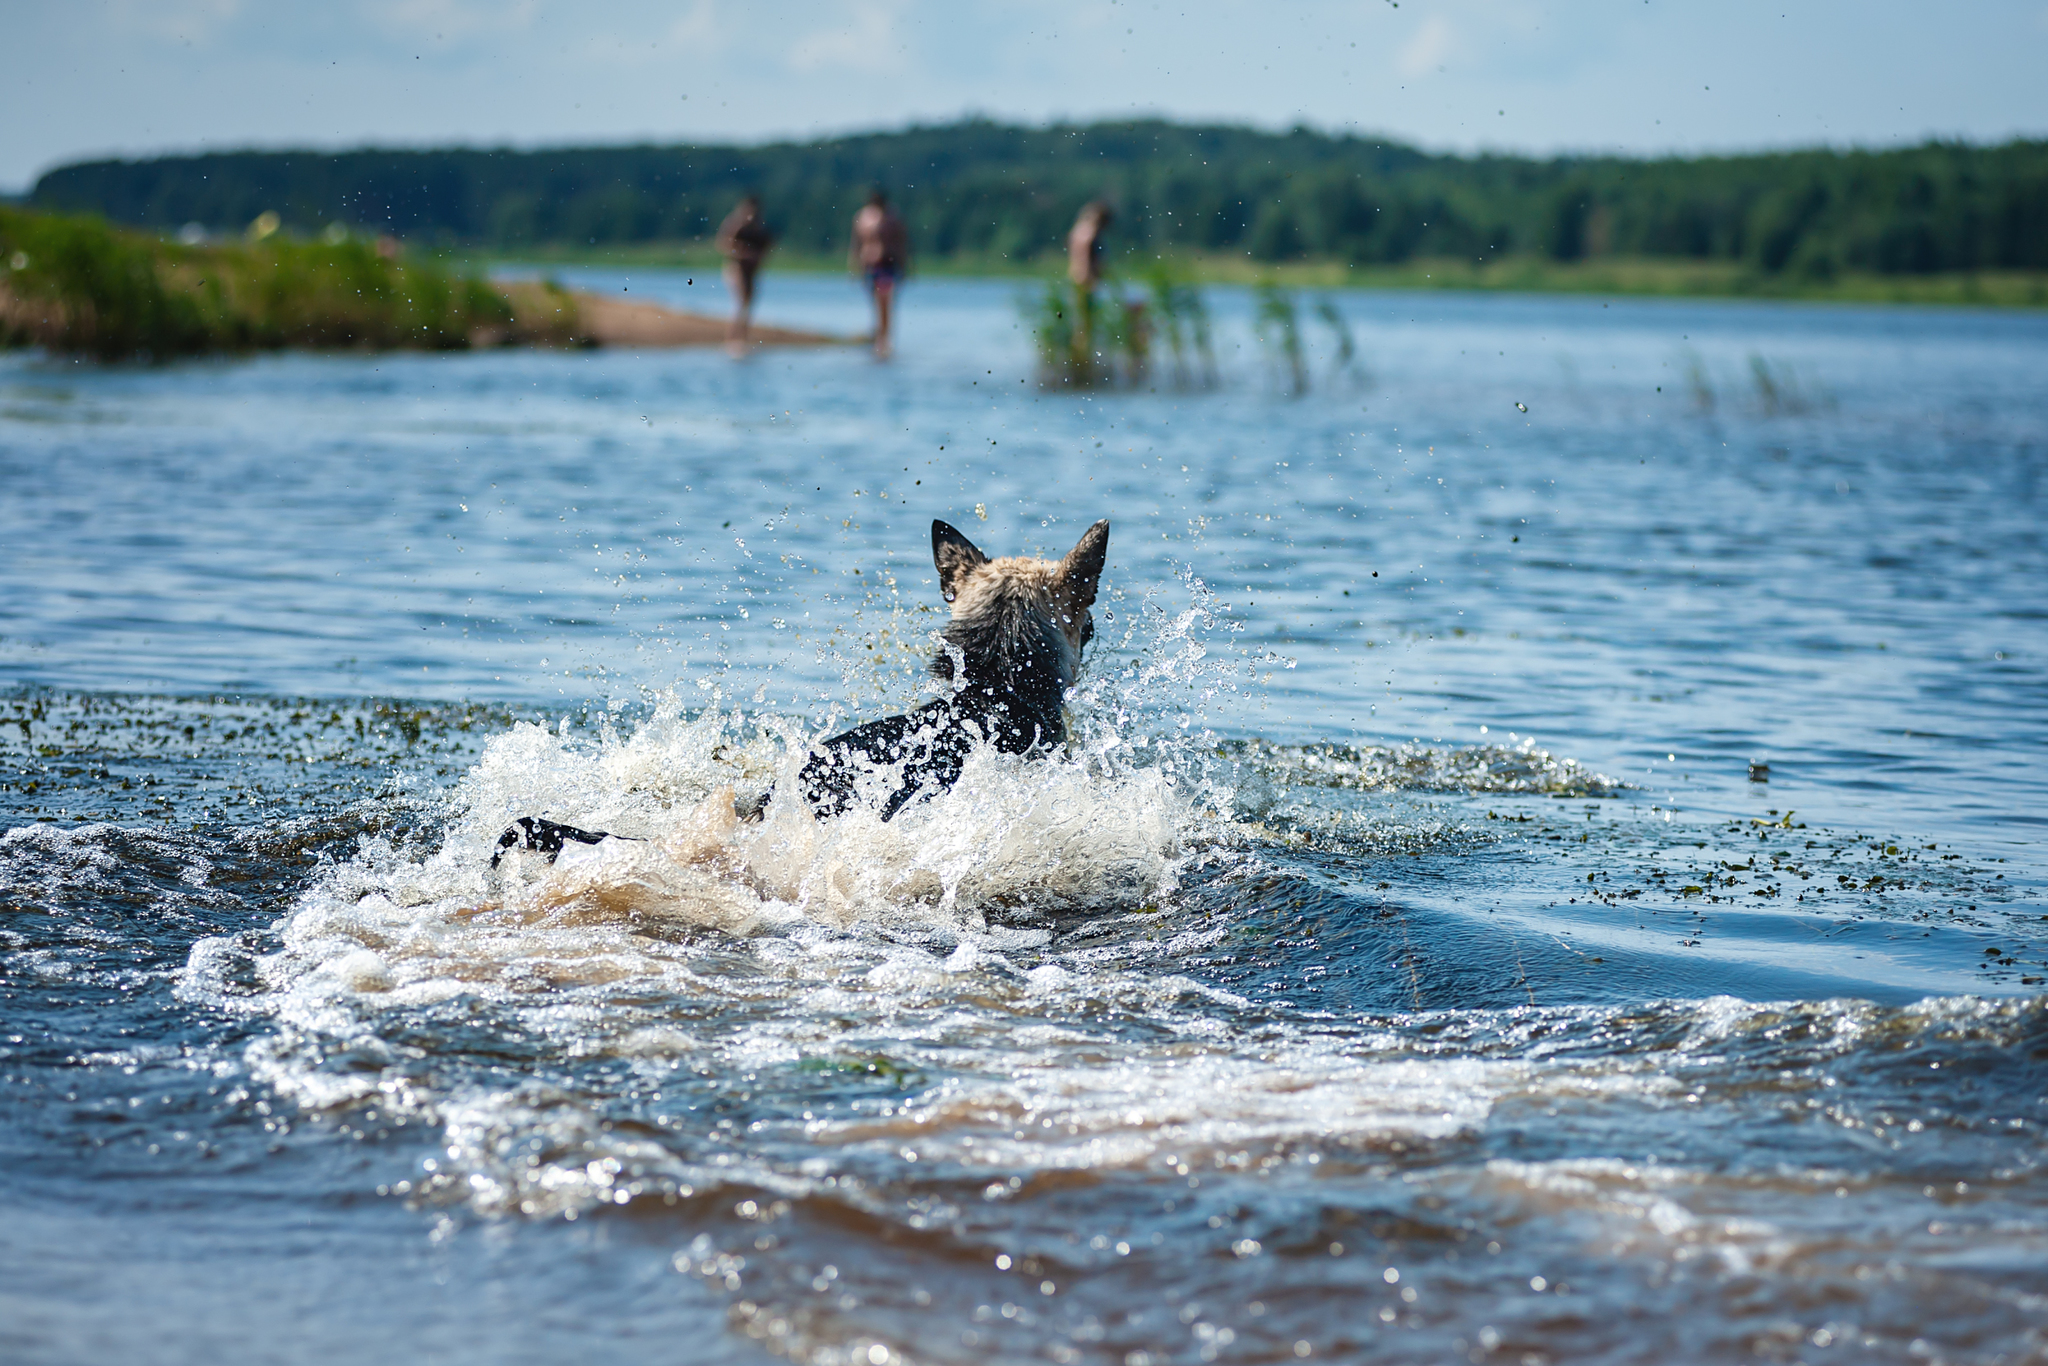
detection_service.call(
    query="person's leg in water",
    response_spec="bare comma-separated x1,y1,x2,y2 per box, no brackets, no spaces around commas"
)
724,259,757,355
1072,280,1097,380
868,268,897,359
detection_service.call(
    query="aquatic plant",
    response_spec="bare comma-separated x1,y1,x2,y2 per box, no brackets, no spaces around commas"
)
1311,294,1369,388
1139,260,1216,389
0,205,512,360
1021,279,1150,388
1682,348,1716,412
1748,353,1833,416
1253,280,1308,396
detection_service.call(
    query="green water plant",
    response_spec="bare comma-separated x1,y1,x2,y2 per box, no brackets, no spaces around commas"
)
1022,279,1150,388
1140,260,1216,389
1251,286,1369,395
1748,354,1832,416
1312,295,1371,388
1254,280,1308,396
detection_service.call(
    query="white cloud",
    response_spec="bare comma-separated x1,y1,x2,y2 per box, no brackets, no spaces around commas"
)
786,0,910,75
1397,14,1459,77
104,0,245,45
573,1,732,69
358,0,540,45
663,0,726,50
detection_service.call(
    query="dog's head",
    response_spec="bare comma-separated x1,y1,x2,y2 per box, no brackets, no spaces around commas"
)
932,517,1109,668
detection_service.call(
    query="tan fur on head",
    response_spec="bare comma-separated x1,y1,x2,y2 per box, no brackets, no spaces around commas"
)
931,519,1109,657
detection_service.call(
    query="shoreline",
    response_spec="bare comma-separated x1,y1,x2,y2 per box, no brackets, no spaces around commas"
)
0,205,854,360
477,246,2048,311
487,279,850,349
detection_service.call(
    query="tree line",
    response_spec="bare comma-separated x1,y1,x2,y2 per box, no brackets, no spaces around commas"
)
31,119,2048,277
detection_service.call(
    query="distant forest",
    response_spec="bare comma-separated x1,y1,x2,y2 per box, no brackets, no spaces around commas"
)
32,120,2048,277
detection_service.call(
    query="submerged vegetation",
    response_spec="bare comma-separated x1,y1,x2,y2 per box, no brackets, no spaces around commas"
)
34,120,2048,305
1023,280,1144,388
1251,284,1369,396
0,205,511,359
1022,267,1367,394
1679,349,1836,417
1253,282,1308,396
1140,261,1217,388
1024,261,1216,389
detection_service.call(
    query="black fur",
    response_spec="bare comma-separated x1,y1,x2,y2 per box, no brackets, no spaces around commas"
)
799,518,1106,820
489,815,618,868
489,517,1108,862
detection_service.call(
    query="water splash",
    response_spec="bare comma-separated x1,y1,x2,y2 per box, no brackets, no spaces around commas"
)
1228,734,1624,798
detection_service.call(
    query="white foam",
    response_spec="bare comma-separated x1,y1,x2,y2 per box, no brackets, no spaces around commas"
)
166,677,1246,1161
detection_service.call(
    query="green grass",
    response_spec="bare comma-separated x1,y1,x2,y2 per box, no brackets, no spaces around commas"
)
1205,255,2048,308
1,206,512,360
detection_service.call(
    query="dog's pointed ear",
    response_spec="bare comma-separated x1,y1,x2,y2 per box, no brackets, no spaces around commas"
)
932,519,990,603
1057,519,1110,609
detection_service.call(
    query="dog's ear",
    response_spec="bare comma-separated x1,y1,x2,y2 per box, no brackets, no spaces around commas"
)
1056,519,1110,609
932,519,990,602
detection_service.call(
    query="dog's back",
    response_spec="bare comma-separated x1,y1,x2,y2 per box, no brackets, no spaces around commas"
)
800,517,1109,819
488,516,1110,866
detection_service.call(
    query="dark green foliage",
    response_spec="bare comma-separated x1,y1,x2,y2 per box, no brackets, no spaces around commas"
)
0,205,511,359
1545,183,1592,262
32,121,2048,277
33,122,2047,280
0,206,211,358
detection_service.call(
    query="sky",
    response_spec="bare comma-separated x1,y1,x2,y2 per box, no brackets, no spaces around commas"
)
3,0,2045,190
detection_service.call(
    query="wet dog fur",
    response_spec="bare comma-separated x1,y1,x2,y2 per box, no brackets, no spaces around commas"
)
797,517,1108,819
491,516,1108,861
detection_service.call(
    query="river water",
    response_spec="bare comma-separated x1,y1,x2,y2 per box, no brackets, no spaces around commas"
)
2,273,2045,1365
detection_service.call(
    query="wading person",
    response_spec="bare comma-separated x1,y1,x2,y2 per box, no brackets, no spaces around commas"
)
716,194,774,355
849,188,909,359
1066,200,1114,372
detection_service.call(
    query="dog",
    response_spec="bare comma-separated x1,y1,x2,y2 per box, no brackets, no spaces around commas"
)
491,516,1109,865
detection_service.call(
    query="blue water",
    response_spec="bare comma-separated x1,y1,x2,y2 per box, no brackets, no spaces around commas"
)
2,275,2044,1365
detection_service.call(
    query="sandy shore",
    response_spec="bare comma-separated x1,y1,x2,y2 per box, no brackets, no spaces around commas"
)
488,280,851,349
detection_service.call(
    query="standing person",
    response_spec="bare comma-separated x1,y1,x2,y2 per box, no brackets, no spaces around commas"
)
1066,200,1114,369
716,194,774,355
849,188,909,359
1067,200,1113,291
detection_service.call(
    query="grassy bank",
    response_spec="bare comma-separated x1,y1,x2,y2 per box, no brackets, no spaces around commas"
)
490,242,2048,308
1,206,512,360
1184,254,2048,308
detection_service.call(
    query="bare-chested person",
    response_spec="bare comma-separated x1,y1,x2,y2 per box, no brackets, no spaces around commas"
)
849,189,909,359
716,194,774,354
1066,200,1115,363
1068,200,1114,290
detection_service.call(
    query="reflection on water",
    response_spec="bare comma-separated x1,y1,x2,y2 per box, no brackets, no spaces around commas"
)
2,278,2045,1364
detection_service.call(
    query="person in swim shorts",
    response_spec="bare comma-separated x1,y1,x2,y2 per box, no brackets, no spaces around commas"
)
849,188,910,359
716,194,774,355
1066,200,1114,368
